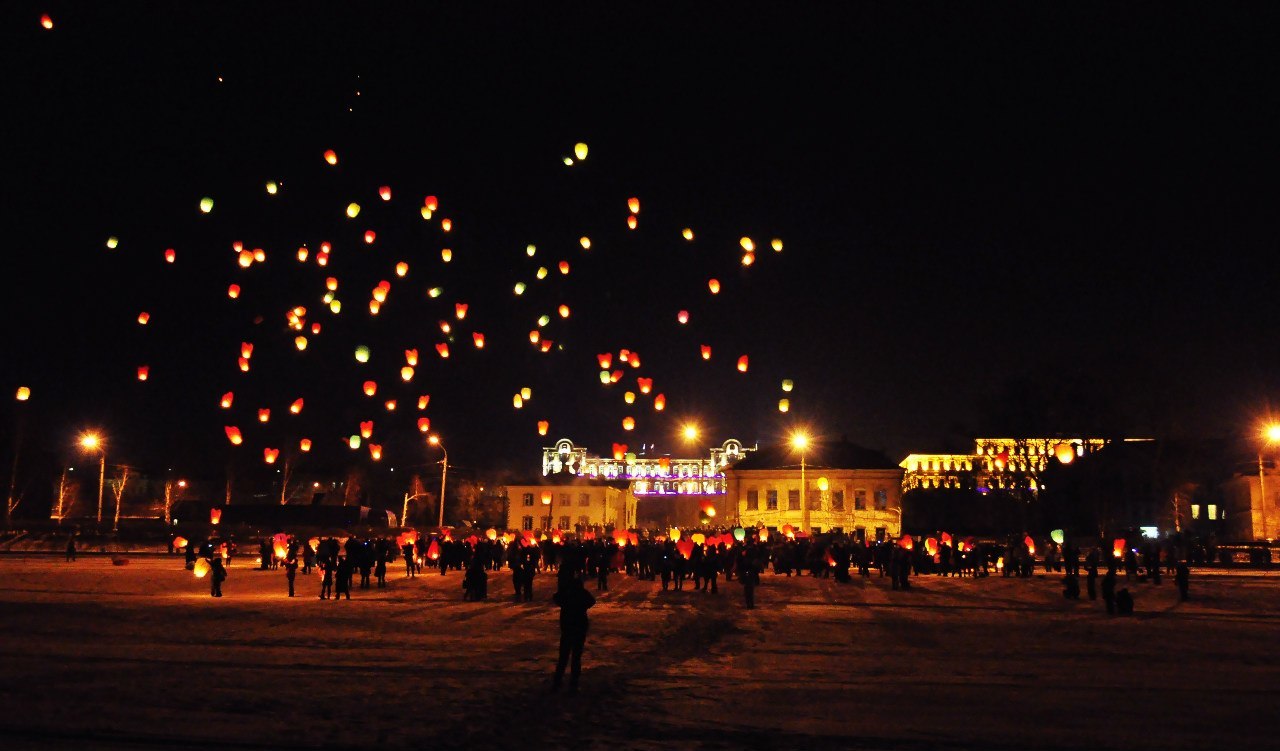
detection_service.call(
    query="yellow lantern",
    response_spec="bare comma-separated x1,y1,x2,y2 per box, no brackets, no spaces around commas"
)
682,228,694,241
395,262,409,277
537,420,549,436
329,299,341,314
538,314,551,327
521,387,532,400
579,236,591,250
16,386,30,401
513,394,524,409
624,391,636,404
1055,443,1076,464
266,181,278,195
441,248,452,263
526,244,537,257
401,366,414,381
199,197,214,214
622,416,635,431
300,438,312,452
514,282,527,295
669,527,681,542
536,266,548,280
782,379,794,392
739,236,755,252
346,202,361,218
106,236,119,249
708,278,720,294
817,477,830,492
428,287,442,298
737,355,749,372
771,238,783,252
778,398,790,413
574,142,588,160
295,336,307,351
355,345,370,363
558,304,570,318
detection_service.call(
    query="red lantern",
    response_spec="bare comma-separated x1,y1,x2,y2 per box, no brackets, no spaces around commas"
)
257,408,270,423
441,218,452,232
220,392,233,409
677,310,689,324
369,444,382,461
559,261,570,275
539,339,553,352
227,284,240,299
700,344,711,360
364,230,376,244
136,365,149,381
597,353,612,369
537,420,549,436
425,195,439,212
654,393,666,411
405,348,419,366
417,417,431,433
263,448,279,464
427,539,441,560
379,185,391,201
627,215,638,230
737,355,749,372
300,438,312,452
224,426,242,445
708,278,721,294
455,303,468,320
637,378,653,394
290,398,304,414
418,395,430,409
436,343,449,358
210,508,223,525
473,332,485,348
137,311,151,326
323,149,338,165
240,342,254,359
1113,538,1127,558
612,443,627,461
627,197,640,214
164,248,176,263
898,534,914,550
363,381,377,396
925,537,938,556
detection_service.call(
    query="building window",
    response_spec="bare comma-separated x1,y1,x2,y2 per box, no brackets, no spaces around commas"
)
1191,504,1200,520
875,527,886,542
559,515,571,530
854,526,865,543
1207,504,1218,520
559,493,571,506
522,493,534,507
854,490,867,510
766,490,778,511
832,490,845,511
807,490,821,510
874,489,888,510
746,489,759,511
578,515,590,527
521,516,533,531
787,489,800,511
579,492,591,507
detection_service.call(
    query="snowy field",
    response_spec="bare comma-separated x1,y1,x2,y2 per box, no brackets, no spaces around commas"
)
1,555,1277,751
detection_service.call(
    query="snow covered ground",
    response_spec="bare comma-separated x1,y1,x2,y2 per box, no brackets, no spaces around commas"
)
1,555,1276,750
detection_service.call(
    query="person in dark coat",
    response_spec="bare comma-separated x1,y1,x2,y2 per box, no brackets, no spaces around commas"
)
334,556,352,600
210,557,227,597
284,554,298,597
739,552,760,609
320,560,333,599
1115,587,1134,615
1175,561,1190,601
1101,566,1117,615
375,550,387,588
551,573,596,693
1062,571,1080,600
65,534,77,562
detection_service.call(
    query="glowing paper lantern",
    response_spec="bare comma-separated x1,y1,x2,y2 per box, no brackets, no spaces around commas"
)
627,216,638,230
324,149,338,165
624,391,635,404
210,508,222,525
404,349,418,366
264,448,279,464
290,398,303,414
363,231,376,244
925,537,938,556
172,536,188,550
1055,443,1075,464
598,353,612,369
300,438,312,452
579,236,591,250
241,342,254,359
40,14,54,30
537,420,549,436
778,399,790,413
530,330,541,345
401,366,414,382
622,417,635,431
428,287,443,298
425,195,439,212
358,421,374,440
628,197,640,213
782,379,794,392
741,253,755,266
435,343,449,358
417,417,431,433
637,378,652,394
737,355,749,372
137,312,150,325
199,197,214,214
610,370,622,383
513,394,524,409
193,558,211,578
612,443,627,460
349,435,361,450
346,202,361,218
418,395,430,409
473,332,485,348
164,248,176,263
654,394,666,411
266,181,278,195
363,381,377,397
772,238,783,252
817,477,830,492
1024,535,1036,555
355,345,370,363
225,426,242,445
136,365,149,381
455,303,468,320
558,305,570,318
106,236,119,249
238,249,253,267
898,534,913,550
598,371,610,385
708,279,720,294
427,540,441,560
441,218,452,232
558,260,571,275
682,228,694,240
395,261,409,277
521,387,532,400
677,310,689,324
539,340,554,353
733,527,746,542
369,444,383,461
514,282,527,295
441,248,453,262
294,336,307,351
16,387,30,401
1050,529,1065,545
669,528,681,542
486,528,497,541
238,357,250,372
379,185,391,201
700,345,712,360
329,300,341,314
1113,539,1126,558
257,408,270,423
574,142,589,160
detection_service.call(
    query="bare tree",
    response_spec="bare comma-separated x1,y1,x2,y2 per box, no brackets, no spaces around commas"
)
110,466,132,533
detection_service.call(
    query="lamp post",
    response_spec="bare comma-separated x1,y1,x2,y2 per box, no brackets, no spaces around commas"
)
1258,424,1280,541
428,434,448,530
79,433,106,526
791,432,809,535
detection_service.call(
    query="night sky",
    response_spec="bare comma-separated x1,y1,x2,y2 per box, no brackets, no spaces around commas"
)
4,3,1279,485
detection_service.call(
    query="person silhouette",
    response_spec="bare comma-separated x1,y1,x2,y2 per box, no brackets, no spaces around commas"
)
1174,561,1190,601
551,572,595,693
1101,566,1117,615
210,557,227,597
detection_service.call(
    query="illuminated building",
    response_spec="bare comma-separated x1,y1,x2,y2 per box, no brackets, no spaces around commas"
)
900,437,1118,494
540,438,754,496
504,479,637,533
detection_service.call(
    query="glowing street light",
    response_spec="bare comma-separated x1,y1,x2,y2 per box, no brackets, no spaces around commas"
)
682,424,699,443
79,432,107,526
428,434,448,529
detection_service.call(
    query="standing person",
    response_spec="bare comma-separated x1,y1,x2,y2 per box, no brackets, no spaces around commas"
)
210,556,227,598
284,554,298,597
65,533,77,562
375,550,387,588
335,556,352,600
1101,566,1117,615
403,540,417,578
1174,561,1190,601
739,551,760,609
1086,556,1099,601
319,560,333,600
551,572,596,693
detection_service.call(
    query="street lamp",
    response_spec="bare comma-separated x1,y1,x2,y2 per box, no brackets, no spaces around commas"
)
428,434,448,530
790,431,809,535
79,433,106,526
1258,423,1280,540
541,491,553,531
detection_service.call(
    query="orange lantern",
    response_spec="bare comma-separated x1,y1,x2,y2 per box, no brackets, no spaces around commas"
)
628,197,640,213
172,536,189,550
263,448,279,464
612,443,627,460
473,332,485,348
708,279,720,294
238,357,250,372
737,355,749,372
898,534,913,550
164,248,176,263
455,303,468,320
323,149,338,165
300,438,312,452
405,349,418,366
700,344,712,360
193,558,211,578
395,261,409,277
290,399,303,414
297,247,309,262
369,444,383,461
537,420,549,436
425,195,438,212
210,508,223,525
224,426,242,445
363,381,377,396
401,366,415,381
379,185,392,201
925,538,938,556
136,365,149,381
417,417,431,433
1113,538,1127,558
257,408,270,423
436,343,449,358
654,394,666,411
360,420,374,439
558,304,570,318
441,248,452,262
637,377,652,394
427,540,441,560
384,400,396,411
441,218,452,232
626,215,638,230
622,416,635,431
240,342,254,359
559,260,570,275
486,528,498,541
597,353,612,369
609,370,622,383
227,284,240,299
41,14,54,30
1024,535,1036,555
418,395,430,409
539,340,553,352
1055,443,1075,464
15,386,30,401
220,392,233,409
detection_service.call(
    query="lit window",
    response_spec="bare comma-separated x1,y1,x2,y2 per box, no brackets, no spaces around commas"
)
746,490,759,511
1207,504,1218,520
559,516,571,529
521,516,533,531
1191,504,1200,520
766,490,778,511
522,493,534,507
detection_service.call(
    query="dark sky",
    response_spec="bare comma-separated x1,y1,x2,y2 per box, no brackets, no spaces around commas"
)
4,2,1279,484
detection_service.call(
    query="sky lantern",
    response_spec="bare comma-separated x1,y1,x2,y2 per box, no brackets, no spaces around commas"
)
740,236,755,252
441,248,453,262
530,330,541,344
925,537,939,556
609,370,623,383
677,310,689,324
619,350,630,363
441,218,453,232
782,379,794,392
599,371,611,385
778,399,791,416
537,420,549,436
455,303,468,320
439,321,452,334
300,438,312,452
257,408,270,423
627,216,638,230
597,353,612,369
539,339,554,352
558,304,570,318
425,195,439,211
513,394,524,409
473,332,485,348
428,287,443,298
349,435,361,450
220,392,233,409
237,356,250,372
418,395,430,409
401,366,415,381
669,527,681,542
772,238,783,252
164,248,176,263
224,426,243,445
355,345,370,363
137,311,150,325
628,197,640,213
1050,529,1065,544
486,528,498,541
324,149,338,165
637,377,653,394
737,355,749,372
404,349,418,366
379,185,391,201
395,261,409,277
40,14,54,29
654,393,666,411
363,381,377,397
227,284,240,299
295,336,308,351
559,260,570,275
193,558,211,578
741,252,755,266
574,142,589,160
1113,538,1127,558
898,534,914,550
526,244,537,257
199,197,214,214
624,390,636,404
622,416,636,431
436,343,449,358
1055,443,1075,464
521,387,532,400
290,398,304,414
16,387,30,401
733,527,746,542
417,417,431,433
364,230,376,244
264,448,279,464
136,365,149,381
708,278,720,294
612,443,627,460
346,202,361,218
369,444,383,461
172,536,189,551
700,344,712,361
1024,535,1036,555
238,250,253,268
329,299,341,314
536,266,549,280
514,282,527,295
106,236,119,249
266,181,278,195
579,236,591,250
